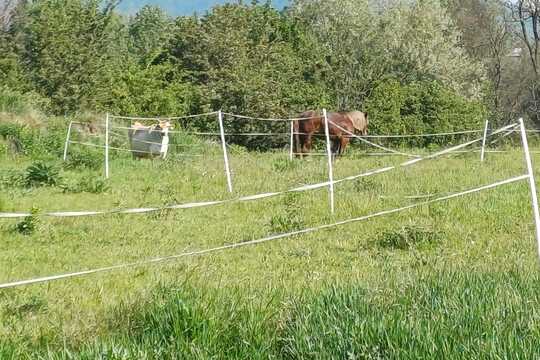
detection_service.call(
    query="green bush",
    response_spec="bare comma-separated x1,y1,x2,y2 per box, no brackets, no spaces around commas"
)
34,272,540,358
0,86,49,115
281,272,540,359
0,119,66,159
108,62,199,118
0,122,24,139
24,162,61,187
0,169,25,189
63,150,102,170
13,207,40,235
267,194,304,233
364,79,487,146
272,158,297,172
61,177,109,194
375,225,441,250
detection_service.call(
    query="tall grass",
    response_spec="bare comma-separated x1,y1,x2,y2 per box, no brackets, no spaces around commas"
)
1,116,540,357
281,271,540,359
5,271,540,358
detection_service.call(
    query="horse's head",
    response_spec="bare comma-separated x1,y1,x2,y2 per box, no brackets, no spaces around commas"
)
347,111,368,135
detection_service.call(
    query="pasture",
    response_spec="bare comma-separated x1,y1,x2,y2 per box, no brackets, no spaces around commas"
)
1,120,540,358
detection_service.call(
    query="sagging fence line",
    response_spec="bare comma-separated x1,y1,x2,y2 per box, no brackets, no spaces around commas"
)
62,106,533,211
65,110,497,185
0,173,530,289
109,111,219,121
67,110,532,176
4,122,518,219
326,119,420,158
3,119,540,289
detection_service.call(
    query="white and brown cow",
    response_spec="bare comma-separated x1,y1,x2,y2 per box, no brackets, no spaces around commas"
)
127,120,173,159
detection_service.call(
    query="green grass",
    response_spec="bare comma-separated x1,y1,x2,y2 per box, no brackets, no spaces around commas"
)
1,123,540,358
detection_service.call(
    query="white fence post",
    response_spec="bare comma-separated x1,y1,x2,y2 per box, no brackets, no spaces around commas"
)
323,109,335,214
63,121,73,161
289,120,294,160
218,110,233,193
519,118,540,262
480,120,489,162
105,113,110,179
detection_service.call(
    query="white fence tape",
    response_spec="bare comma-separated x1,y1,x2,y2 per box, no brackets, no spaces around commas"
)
1,123,517,219
68,140,205,156
109,131,197,148
100,109,540,139
223,112,320,122
109,125,485,139
68,141,154,155
109,111,218,121
328,120,420,158
109,125,292,137
358,130,482,138
106,125,218,136
0,174,528,289
400,123,516,166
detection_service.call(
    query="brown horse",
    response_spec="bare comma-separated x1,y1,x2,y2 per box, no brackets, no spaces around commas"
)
293,110,356,158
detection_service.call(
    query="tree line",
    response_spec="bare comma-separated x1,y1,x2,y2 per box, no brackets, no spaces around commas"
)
0,0,538,147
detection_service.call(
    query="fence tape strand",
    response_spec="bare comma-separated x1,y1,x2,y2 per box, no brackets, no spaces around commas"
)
109,112,218,121
0,174,528,289
1,123,517,219
328,120,420,158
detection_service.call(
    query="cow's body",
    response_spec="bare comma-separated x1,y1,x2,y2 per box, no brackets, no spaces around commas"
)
128,121,171,159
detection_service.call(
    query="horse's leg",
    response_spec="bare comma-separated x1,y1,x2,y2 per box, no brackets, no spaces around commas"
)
330,137,340,161
304,134,313,157
339,137,350,157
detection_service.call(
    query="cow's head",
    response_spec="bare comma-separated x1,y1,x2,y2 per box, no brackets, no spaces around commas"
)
157,120,173,132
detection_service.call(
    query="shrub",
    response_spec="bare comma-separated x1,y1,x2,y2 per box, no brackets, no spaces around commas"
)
61,177,109,194
267,194,304,233
0,86,48,115
64,150,102,170
0,169,25,189
24,162,61,187
280,272,540,359
375,224,441,250
108,62,199,118
0,119,66,158
0,122,24,139
272,158,297,172
364,79,487,146
13,207,40,235
354,177,382,193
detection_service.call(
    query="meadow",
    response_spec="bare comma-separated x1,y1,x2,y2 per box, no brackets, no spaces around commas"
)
1,117,540,358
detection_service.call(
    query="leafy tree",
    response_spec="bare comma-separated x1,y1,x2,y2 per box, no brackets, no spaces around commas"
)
444,0,520,124
0,0,28,91
107,62,200,116
504,0,540,124
364,78,487,146
128,5,173,66
19,0,124,113
168,2,331,148
290,0,487,110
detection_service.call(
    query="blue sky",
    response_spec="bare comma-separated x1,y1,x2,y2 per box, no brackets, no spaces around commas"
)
117,0,290,16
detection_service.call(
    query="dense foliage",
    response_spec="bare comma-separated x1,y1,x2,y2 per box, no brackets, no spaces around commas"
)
1,0,536,147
